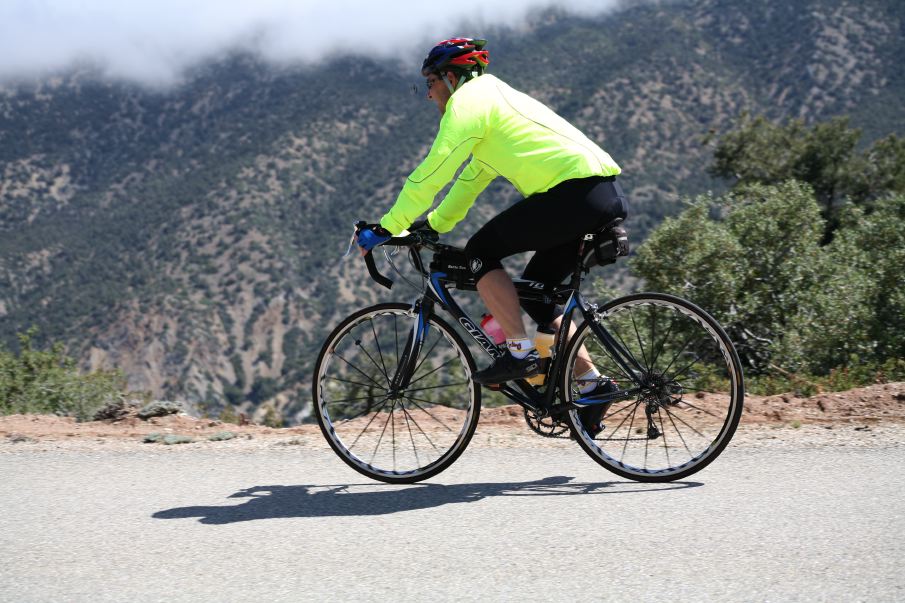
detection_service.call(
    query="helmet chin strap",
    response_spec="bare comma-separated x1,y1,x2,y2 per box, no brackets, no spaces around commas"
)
441,73,457,95
440,67,481,95
441,72,474,95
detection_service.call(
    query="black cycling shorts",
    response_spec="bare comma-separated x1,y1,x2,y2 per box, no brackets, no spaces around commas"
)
464,175,628,326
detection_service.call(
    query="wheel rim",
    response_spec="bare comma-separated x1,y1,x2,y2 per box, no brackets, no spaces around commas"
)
316,308,476,479
567,296,742,478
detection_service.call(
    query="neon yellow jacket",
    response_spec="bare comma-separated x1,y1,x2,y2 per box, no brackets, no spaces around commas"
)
380,74,621,235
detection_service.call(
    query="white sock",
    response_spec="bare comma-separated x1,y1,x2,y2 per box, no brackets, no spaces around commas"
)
578,368,602,394
506,338,535,359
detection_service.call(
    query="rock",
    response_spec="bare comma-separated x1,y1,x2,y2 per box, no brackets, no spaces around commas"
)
207,431,236,442
7,433,36,444
162,435,195,445
93,398,142,421
278,437,304,446
143,433,164,443
138,400,183,420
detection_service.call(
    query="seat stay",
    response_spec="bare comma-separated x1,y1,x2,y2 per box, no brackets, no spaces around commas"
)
578,295,648,380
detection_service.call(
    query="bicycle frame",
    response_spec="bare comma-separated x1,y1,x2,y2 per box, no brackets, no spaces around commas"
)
374,230,642,418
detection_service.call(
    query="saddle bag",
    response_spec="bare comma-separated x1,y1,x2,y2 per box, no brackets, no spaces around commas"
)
582,222,630,270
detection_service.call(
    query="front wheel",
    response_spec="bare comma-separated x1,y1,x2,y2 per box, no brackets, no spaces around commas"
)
312,302,480,483
561,293,744,482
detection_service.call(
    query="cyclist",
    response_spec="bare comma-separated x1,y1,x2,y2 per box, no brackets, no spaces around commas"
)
357,38,628,431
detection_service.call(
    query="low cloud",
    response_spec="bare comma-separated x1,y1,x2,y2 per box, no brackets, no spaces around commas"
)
0,0,623,87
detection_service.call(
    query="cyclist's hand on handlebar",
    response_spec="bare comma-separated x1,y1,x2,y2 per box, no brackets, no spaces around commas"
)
356,224,392,255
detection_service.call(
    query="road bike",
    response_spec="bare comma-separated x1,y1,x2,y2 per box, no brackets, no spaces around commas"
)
312,221,744,484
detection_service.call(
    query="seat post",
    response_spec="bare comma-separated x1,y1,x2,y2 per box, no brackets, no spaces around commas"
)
569,234,592,290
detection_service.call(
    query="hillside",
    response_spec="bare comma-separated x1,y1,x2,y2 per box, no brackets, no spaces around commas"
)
1,0,904,420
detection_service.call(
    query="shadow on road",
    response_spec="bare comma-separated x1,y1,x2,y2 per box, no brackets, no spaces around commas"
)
153,475,702,524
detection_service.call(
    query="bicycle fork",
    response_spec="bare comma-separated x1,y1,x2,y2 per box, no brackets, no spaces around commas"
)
388,297,433,392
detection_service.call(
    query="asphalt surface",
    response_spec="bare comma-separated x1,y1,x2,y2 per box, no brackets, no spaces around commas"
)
2,439,904,602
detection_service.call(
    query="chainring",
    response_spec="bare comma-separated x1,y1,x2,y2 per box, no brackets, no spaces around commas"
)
523,407,571,439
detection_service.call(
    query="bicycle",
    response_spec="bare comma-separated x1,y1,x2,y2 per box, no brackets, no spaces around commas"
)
312,220,744,484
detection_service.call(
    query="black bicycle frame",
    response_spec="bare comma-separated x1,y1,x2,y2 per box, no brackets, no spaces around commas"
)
395,240,644,417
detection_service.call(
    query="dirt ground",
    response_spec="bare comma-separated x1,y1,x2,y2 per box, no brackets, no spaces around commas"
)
1,382,902,449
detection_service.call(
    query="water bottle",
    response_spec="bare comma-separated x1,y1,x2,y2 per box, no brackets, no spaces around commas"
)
480,314,506,345
526,325,556,386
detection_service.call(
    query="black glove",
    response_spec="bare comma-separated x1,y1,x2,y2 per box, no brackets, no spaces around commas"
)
409,218,439,242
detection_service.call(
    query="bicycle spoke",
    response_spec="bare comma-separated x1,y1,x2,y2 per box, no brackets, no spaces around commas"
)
334,400,392,424
347,397,393,450
675,399,727,419
667,352,708,385
601,400,640,440
402,395,470,411
400,404,442,453
657,408,671,468
394,313,400,362
663,405,707,440
355,339,390,386
660,334,705,378
369,399,396,464
675,386,726,394
620,400,641,461
609,315,649,373
597,398,639,419
404,394,469,414
583,335,636,384
628,305,650,369
325,394,389,406
399,400,422,467
369,318,390,382
409,330,446,382
407,356,461,387
403,397,456,432
403,381,470,394
334,354,387,390
326,376,388,390
391,399,397,471
649,310,677,369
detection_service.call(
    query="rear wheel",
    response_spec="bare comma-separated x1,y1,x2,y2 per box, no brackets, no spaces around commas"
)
562,293,744,482
313,303,480,483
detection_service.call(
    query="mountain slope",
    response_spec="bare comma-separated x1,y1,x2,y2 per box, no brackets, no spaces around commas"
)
1,0,903,420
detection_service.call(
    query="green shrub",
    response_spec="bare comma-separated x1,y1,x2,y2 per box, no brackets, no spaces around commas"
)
0,328,127,421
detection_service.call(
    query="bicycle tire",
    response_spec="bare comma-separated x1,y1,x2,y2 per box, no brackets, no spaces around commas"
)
313,302,480,483
561,292,744,482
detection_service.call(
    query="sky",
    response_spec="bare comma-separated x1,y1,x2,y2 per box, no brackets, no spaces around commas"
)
0,0,624,87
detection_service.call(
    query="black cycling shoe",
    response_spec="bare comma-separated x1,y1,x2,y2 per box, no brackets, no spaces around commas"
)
577,379,620,438
473,350,541,385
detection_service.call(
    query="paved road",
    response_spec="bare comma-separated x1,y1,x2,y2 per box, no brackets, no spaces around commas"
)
1,440,904,602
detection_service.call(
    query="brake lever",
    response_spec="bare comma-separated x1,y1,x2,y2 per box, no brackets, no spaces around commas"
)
341,226,358,259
